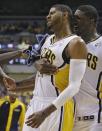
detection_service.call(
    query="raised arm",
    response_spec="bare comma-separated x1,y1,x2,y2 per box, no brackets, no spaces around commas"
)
4,74,36,92
0,66,8,78
15,74,36,92
0,50,23,64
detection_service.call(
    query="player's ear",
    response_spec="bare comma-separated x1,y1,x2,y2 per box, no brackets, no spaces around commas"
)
63,11,68,16
63,11,68,19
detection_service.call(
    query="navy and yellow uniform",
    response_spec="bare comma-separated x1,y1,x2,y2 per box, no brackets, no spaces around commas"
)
0,97,10,131
0,96,25,131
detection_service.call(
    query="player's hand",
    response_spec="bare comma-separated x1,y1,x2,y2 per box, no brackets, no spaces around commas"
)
25,104,56,128
25,110,46,128
34,58,58,75
3,76,16,91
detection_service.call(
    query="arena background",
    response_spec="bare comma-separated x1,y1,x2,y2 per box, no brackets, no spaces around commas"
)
0,0,102,105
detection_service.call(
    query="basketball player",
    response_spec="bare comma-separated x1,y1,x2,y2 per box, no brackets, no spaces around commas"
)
20,4,87,131
73,5,102,131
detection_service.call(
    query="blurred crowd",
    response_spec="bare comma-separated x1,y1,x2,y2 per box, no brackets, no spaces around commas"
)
0,18,47,52
0,19,46,34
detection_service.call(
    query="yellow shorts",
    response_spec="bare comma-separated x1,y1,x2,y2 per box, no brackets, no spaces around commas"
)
61,99,74,131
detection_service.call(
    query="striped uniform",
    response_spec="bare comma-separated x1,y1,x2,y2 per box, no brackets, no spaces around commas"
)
0,96,25,131
73,36,102,131
23,34,78,131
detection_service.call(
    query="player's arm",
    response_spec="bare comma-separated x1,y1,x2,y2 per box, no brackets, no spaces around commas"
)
45,37,87,111
16,74,35,87
0,66,16,90
4,74,36,92
25,37,87,128
51,37,87,108
15,74,36,92
0,50,22,64
0,66,8,78
14,85,34,92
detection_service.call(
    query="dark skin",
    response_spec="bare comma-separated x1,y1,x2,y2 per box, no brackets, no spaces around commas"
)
0,66,16,92
3,74,36,92
3,57,58,94
34,58,58,75
0,50,24,92
5,7,99,111
0,49,29,93
9,95,16,103
4,7,87,128
25,7,87,128
7,7,100,129
0,50,22,64
74,9,100,43
25,39,87,128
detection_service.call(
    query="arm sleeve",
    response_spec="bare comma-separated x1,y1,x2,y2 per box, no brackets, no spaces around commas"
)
52,59,86,109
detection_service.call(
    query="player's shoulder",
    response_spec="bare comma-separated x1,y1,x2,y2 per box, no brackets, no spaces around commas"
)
69,35,86,48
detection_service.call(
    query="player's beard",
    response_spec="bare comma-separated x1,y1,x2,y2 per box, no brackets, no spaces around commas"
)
47,22,54,32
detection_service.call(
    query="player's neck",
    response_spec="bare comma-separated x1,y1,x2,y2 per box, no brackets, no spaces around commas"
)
81,29,99,43
54,25,72,42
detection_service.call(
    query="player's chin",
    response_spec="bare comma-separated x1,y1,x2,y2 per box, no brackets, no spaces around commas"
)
47,25,53,32
47,22,52,28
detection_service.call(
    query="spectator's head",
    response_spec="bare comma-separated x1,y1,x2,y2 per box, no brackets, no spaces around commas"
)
9,95,16,103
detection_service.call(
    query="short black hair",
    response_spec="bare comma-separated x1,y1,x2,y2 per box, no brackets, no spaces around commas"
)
52,4,73,27
77,5,99,23
52,4,72,13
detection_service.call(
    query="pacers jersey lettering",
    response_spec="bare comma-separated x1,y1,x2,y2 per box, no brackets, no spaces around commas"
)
87,52,98,70
41,48,55,64
34,34,78,97
74,36,102,118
